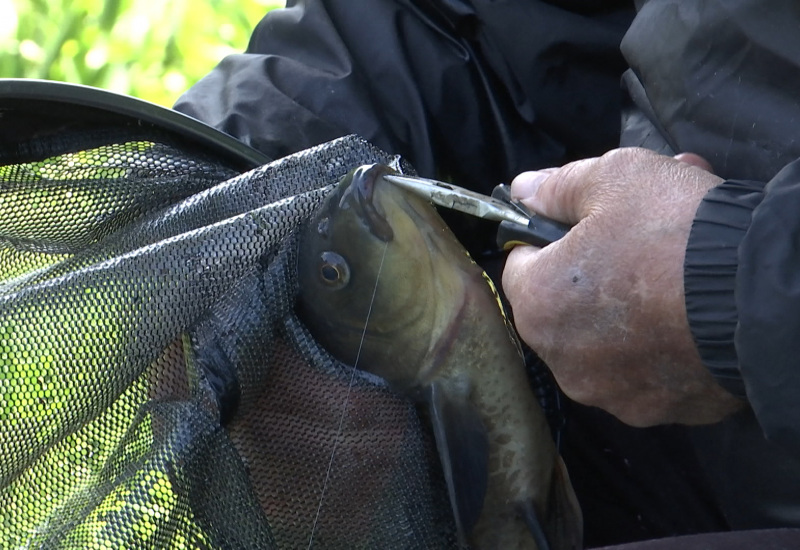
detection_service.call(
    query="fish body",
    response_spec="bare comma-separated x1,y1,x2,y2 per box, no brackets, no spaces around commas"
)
296,164,582,549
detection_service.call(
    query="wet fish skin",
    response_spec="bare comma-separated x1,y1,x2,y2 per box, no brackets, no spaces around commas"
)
296,164,582,550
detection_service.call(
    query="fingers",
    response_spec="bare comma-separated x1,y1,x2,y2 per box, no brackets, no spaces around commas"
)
510,148,669,225
501,244,548,350
501,245,541,310
509,167,558,199
510,158,596,224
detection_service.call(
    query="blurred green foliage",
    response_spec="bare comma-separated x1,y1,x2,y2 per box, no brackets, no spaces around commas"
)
0,0,282,106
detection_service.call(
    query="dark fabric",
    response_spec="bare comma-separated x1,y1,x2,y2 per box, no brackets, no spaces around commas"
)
560,404,729,548
175,0,634,196
594,528,800,550
736,160,800,458
684,180,765,396
621,0,800,182
618,70,675,155
689,408,800,531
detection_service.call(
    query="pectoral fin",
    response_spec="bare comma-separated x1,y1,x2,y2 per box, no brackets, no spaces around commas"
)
519,500,551,550
426,381,489,542
545,457,583,550
523,456,582,550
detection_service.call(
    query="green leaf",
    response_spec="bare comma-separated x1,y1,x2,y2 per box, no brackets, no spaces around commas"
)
0,0,283,106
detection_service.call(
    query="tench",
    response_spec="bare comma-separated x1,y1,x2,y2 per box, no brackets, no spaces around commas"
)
296,164,582,550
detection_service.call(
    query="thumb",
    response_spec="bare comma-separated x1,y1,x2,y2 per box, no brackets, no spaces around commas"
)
511,148,686,225
510,157,604,224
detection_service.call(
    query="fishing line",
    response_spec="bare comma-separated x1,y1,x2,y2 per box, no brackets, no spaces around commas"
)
307,240,390,550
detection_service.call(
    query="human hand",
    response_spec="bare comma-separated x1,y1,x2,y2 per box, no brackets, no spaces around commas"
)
502,148,744,426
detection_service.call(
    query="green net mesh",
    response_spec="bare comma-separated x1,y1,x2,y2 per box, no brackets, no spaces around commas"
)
0,131,456,549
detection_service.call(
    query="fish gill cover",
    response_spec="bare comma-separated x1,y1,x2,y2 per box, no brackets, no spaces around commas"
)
0,130,462,549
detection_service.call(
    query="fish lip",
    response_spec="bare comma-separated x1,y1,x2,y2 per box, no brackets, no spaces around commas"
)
339,164,395,242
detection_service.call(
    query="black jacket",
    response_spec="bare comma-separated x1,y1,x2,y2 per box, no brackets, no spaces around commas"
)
619,0,800,530
175,0,633,190
175,0,800,531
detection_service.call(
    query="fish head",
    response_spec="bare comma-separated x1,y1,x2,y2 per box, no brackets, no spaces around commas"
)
296,164,469,388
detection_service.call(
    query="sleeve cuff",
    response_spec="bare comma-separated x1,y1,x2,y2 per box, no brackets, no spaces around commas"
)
684,180,765,396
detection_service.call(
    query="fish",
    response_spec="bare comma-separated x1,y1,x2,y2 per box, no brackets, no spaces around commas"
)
295,163,583,550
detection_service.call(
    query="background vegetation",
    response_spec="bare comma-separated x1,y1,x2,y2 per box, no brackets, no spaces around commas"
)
0,0,282,107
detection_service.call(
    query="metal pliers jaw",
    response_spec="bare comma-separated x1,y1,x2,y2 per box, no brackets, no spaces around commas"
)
383,173,569,250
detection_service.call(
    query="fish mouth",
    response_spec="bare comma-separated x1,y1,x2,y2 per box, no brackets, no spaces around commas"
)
339,164,395,242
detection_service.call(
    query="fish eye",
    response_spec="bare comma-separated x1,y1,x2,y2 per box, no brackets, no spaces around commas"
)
318,251,350,289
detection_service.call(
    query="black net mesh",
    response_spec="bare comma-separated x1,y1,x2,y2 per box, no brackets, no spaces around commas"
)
0,131,457,548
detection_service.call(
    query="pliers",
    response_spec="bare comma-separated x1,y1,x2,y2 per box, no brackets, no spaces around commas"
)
382,173,570,250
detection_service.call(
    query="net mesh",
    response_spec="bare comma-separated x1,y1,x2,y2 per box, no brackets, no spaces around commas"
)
0,131,458,548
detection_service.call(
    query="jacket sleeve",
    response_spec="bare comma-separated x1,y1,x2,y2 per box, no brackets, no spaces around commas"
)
620,0,800,455
173,0,633,196
685,162,800,458
736,162,800,457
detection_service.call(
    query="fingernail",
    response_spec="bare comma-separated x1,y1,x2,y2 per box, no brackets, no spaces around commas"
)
510,169,554,200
